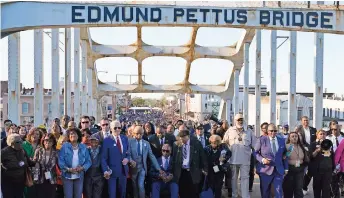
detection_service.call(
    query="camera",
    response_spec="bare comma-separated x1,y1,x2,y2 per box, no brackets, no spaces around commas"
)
208,114,223,126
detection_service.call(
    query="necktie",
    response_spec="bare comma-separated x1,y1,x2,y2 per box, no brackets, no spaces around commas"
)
200,136,204,147
160,138,163,146
116,136,122,153
336,137,339,147
183,144,187,160
164,158,169,170
272,138,277,155
137,140,141,156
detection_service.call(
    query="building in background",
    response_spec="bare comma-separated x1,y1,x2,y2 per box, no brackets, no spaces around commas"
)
185,85,268,121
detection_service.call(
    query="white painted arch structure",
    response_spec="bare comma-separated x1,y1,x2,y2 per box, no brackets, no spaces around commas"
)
2,1,344,135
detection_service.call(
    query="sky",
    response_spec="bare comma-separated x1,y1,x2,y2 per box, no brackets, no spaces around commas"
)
2,1,344,99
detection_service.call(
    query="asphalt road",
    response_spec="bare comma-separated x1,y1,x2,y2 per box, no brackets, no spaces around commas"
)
220,177,314,198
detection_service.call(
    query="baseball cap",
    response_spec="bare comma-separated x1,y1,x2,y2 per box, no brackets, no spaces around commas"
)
234,114,244,121
89,134,100,141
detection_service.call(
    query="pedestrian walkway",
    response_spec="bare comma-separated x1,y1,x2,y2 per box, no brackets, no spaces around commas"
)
221,177,314,197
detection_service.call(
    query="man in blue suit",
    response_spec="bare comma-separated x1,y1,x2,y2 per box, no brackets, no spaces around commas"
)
101,120,130,198
254,123,288,198
128,126,164,198
150,143,178,198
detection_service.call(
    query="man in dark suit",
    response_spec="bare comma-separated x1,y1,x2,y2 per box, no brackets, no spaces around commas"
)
254,124,288,198
299,116,317,147
150,144,178,198
193,123,210,148
172,130,208,198
149,125,176,158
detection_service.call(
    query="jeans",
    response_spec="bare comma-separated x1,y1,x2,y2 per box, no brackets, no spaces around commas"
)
231,164,250,198
62,177,84,198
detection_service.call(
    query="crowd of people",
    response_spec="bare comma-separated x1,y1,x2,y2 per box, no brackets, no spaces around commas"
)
1,112,344,198
118,110,165,126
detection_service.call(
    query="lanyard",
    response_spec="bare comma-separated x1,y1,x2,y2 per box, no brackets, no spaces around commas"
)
293,145,300,159
43,149,52,170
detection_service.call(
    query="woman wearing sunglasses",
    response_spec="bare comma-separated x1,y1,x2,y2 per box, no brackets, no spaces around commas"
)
33,133,58,198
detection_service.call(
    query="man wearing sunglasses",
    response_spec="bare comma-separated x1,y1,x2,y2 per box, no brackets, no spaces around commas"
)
150,144,178,198
101,120,130,198
80,116,98,134
95,118,111,143
254,124,288,198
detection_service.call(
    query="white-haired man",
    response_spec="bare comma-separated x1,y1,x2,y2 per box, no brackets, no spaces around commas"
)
223,113,256,198
101,120,130,198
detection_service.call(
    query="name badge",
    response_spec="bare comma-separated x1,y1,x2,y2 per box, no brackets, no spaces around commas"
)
114,143,116,147
213,165,220,173
45,171,52,180
18,161,24,167
295,160,300,167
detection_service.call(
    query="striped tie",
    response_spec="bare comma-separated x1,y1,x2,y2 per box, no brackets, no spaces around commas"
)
183,144,187,160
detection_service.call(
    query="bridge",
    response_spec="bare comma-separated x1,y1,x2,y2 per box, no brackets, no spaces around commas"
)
2,1,344,136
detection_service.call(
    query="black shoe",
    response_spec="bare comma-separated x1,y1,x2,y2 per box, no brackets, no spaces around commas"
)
249,189,253,192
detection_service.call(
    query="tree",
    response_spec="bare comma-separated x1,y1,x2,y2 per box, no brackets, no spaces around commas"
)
131,97,145,107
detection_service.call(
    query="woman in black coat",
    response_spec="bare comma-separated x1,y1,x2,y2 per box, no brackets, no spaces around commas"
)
204,134,232,198
1,134,35,198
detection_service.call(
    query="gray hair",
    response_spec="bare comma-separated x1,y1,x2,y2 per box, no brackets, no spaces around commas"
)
7,133,21,146
110,120,121,130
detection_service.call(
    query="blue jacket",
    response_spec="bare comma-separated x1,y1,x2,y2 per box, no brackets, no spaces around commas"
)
101,135,130,177
254,135,288,176
58,142,92,179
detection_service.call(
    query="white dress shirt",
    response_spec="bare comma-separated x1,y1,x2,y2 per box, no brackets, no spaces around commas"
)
303,127,311,145
159,137,165,145
113,134,123,153
103,131,110,138
173,129,179,137
326,135,344,152
182,139,190,169
269,136,279,154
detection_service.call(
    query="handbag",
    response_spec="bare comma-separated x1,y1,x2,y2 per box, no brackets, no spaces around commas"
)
200,176,213,198
22,149,34,187
25,167,34,187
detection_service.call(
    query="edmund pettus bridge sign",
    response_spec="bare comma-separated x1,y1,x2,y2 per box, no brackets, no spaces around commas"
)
2,1,344,37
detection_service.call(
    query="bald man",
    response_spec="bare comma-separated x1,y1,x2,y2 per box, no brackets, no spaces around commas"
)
128,126,163,198
150,144,178,198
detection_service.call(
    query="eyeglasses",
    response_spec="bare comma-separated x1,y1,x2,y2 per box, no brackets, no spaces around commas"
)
237,119,243,122
44,139,53,143
82,121,89,124
14,141,22,144
102,124,109,126
162,150,170,153
269,130,277,132
114,127,121,130
197,128,204,130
